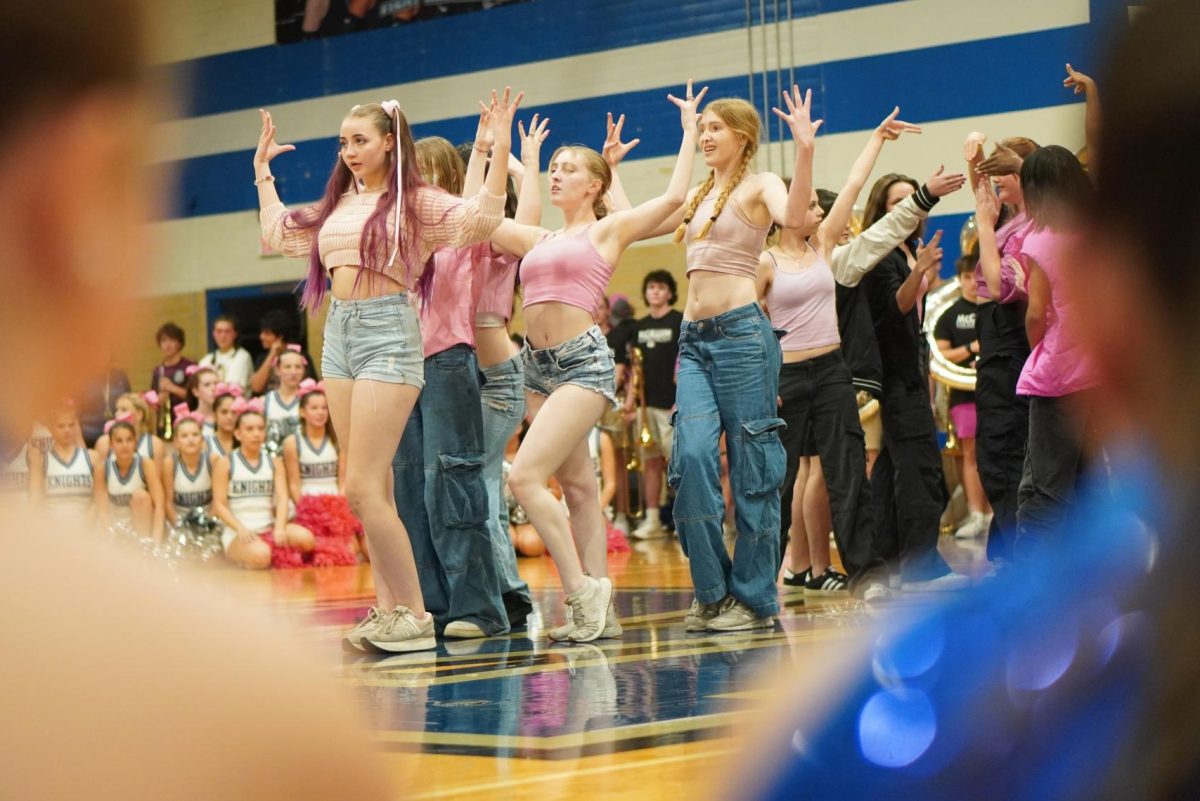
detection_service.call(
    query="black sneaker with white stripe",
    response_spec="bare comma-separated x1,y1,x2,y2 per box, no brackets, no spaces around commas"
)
782,567,811,588
804,567,849,596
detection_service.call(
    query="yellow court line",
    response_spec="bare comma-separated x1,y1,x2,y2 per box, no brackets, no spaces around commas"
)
374,711,743,750
401,744,741,800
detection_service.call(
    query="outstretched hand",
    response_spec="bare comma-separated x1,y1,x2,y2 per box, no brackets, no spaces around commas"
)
915,230,944,276
772,86,822,149
666,79,709,134
481,87,524,152
975,142,1023,177
518,113,551,167
602,112,641,167
876,106,922,141
974,180,1001,228
926,165,966,197
254,110,295,170
1063,62,1096,95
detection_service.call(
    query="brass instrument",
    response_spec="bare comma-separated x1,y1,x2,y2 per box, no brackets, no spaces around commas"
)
923,276,977,394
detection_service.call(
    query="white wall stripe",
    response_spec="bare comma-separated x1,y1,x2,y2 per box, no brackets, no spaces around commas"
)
153,0,1089,164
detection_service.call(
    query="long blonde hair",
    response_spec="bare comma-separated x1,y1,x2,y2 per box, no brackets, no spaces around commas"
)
117,392,155,437
674,98,760,242
414,136,465,195
549,145,612,219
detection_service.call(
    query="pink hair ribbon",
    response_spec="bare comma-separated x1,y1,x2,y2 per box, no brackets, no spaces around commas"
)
104,412,135,435
297,379,326,397
380,99,404,273
213,382,243,399
185,364,203,377
230,397,265,415
142,390,160,406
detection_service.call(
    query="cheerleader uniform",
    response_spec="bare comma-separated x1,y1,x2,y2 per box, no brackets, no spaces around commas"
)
205,432,229,458
43,447,94,522
221,451,276,551
263,391,301,445
105,454,148,523
295,433,339,497
2,443,31,496
137,432,156,461
172,452,214,511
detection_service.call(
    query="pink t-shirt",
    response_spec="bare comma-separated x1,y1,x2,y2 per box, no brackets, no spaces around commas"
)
975,213,1034,303
420,243,488,358
1016,228,1099,397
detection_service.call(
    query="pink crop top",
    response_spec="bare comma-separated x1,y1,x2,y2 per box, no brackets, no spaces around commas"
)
685,195,770,279
260,186,505,288
420,244,488,357
474,245,520,323
765,248,841,352
518,226,614,312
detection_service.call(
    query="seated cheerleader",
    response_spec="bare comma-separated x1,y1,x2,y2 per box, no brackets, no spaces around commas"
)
211,401,314,569
282,380,343,502
32,404,96,526
164,411,214,525
206,385,241,457
94,419,165,542
2,429,43,503
263,347,306,451
94,391,165,472
185,365,220,440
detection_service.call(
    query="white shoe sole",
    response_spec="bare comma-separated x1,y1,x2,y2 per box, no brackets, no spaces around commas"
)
366,634,436,653
566,578,614,643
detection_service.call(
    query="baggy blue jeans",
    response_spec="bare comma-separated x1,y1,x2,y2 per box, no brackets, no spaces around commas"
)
479,354,531,602
669,303,784,617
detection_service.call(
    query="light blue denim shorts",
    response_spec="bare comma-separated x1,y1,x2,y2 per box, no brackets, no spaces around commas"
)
521,325,617,407
322,293,425,388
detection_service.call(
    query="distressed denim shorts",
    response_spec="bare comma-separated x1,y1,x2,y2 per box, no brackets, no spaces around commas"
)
322,293,425,388
521,325,617,407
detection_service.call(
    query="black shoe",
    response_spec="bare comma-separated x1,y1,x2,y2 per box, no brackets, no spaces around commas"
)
782,567,811,587
804,567,849,596
503,591,534,628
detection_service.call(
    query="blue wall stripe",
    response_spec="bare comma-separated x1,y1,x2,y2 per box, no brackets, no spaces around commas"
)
164,25,1089,220
165,0,911,120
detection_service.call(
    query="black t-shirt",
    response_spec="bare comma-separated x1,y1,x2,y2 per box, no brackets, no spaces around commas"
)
861,248,927,397
606,320,638,367
634,309,683,410
934,297,979,406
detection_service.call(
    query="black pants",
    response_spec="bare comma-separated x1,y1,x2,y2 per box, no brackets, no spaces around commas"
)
776,351,880,583
975,301,1030,562
871,386,950,582
1015,392,1096,562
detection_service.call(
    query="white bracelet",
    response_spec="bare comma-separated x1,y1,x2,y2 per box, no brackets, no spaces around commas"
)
254,174,275,186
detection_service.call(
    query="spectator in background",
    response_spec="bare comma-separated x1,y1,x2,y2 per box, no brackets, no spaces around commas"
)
77,358,131,447
198,314,253,391
150,322,194,403
250,309,315,394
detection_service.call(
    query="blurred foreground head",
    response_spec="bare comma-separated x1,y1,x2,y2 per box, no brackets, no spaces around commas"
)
1071,0,1200,472
0,1,153,431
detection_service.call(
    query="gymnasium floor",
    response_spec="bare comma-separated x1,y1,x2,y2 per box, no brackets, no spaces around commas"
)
208,534,988,800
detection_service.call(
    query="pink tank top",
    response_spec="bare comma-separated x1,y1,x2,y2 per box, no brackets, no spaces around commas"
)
519,226,613,312
474,245,520,322
765,247,841,352
685,195,770,279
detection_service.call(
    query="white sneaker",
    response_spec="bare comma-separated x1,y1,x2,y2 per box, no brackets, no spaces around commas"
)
954,511,987,540
548,600,623,641
684,597,725,632
631,517,666,540
563,576,613,643
561,643,618,718
862,582,892,604
366,605,436,653
443,620,487,639
341,606,390,653
707,596,775,632
900,572,972,592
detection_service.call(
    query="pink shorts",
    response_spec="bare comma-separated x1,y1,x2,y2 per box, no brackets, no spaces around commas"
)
950,402,977,440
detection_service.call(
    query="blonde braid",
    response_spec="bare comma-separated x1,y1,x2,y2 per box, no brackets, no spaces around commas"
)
677,149,754,242
673,170,715,243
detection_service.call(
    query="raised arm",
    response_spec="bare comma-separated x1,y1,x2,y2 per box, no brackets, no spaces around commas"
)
818,107,922,258
974,180,1005,298
760,86,820,228
253,110,314,258
602,82,705,249
896,230,943,314
1064,63,1101,170
461,109,492,199
515,114,549,225
602,112,640,213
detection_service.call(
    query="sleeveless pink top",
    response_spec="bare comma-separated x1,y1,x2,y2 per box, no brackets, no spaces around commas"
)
765,247,841,352
519,226,613,313
685,195,770,279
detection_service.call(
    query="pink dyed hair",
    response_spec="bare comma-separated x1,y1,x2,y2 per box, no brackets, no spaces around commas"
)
285,103,450,311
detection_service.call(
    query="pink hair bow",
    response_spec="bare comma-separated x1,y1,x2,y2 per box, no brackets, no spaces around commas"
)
173,403,207,426
213,382,243,399
104,412,135,435
185,364,203,377
142,390,160,406
297,379,326,397
275,343,308,366
231,397,265,415
380,99,404,273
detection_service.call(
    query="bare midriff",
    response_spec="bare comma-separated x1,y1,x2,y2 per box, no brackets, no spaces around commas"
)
782,342,839,364
475,326,518,368
523,303,596,350
683,271,759,321
330,265,407,300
